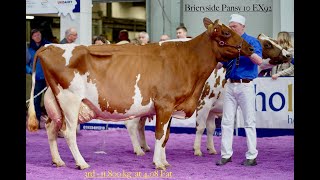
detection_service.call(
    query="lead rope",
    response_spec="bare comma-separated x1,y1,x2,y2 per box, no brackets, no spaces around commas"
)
236,48,241,67
25,86,48,104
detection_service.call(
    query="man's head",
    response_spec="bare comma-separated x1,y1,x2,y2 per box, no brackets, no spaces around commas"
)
160,34,170,41
65,27,78,43
176,26,188,39
228,14,246,36
118,29,130,42
138,31,149,45
31,29,42,44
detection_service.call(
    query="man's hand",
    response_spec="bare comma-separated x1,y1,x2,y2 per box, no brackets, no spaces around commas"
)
249,53,263,65
215,62,223,69
272,74,279,80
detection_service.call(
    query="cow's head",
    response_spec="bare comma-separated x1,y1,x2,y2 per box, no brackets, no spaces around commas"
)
203,17,254,62
258,33,292,65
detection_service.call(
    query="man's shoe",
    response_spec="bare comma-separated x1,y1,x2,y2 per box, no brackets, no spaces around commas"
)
216,157,232,166
241,158,257,166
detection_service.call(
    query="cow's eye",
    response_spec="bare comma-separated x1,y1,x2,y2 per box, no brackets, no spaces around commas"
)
264,43,272,48
223,31,231,37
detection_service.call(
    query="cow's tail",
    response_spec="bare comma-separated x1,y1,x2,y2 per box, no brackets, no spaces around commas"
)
27,46,46,132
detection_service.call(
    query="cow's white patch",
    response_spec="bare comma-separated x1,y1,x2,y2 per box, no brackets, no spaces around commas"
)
258,34,283,52
45,43,84,66
153,120,169,166
57,71,154,120
281,48,291,57
172,111,187,119
205,69,222,102
158,38,192,46
125,74,154,116
56,85,82,125
68,71,100,109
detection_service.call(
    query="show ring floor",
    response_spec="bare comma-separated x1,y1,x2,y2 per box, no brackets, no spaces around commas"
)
26,128,294,180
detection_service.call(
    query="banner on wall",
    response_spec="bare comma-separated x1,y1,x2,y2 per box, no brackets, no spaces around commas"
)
84,77,294,130
26,0,79,19
237,77,294,129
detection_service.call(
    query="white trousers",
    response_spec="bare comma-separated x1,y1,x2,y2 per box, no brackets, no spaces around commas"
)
220,80,258,160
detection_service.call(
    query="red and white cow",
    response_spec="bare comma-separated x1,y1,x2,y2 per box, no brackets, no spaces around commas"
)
123,33,292,156
27,18,254,170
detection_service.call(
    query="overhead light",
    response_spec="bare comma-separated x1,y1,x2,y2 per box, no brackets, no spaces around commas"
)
26,16,34,19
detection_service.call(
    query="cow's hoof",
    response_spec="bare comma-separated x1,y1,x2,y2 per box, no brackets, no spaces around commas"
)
208,148,218,155
52,160,65,167
155,164,166,170
194,149,203,156
163,161,170,167
76,163,90,170
135,149,145,156
142,145,151,152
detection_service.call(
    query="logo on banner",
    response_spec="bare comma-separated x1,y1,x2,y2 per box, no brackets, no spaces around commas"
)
252,78,294,128
48,0,77,19
255,84,293,112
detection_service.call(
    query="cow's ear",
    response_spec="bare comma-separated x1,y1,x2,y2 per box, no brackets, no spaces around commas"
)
203,17,213,29
204,18,221,37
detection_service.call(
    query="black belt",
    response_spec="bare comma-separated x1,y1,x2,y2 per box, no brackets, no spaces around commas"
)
229,79,252,83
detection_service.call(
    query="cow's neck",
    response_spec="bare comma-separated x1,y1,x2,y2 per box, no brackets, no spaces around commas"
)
173,33,220,117
186,32,218,80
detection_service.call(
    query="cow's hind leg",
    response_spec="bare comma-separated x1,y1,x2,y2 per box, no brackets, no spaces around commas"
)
206,111,217,155
125,118,145,156
194,117,206,156
45,118,65,167
138,117,150,152
57,93,90,170
62,114,90,170
43,87,65,167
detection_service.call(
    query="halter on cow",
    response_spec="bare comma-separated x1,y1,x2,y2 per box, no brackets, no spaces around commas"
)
27,18,253,170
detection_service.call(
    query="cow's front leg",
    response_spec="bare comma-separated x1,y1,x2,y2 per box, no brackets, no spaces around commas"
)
138,116,150,152
206,111,217,155
153,105,173,170
125,118,145,156
161,117,172,167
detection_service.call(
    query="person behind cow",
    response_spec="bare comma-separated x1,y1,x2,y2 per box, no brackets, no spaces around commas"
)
160,34,170,41
138,31,149,45
176,25,188,39
60,27,78,44
93,35,110,45
26,42,32,74
216,14,263,166
271,31,294,80
116,29,130,44
27,29,51,127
